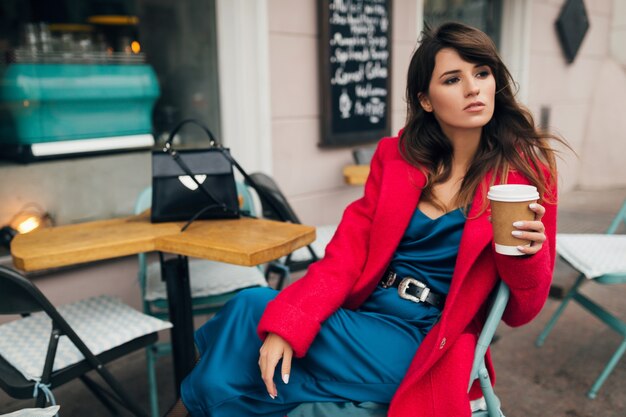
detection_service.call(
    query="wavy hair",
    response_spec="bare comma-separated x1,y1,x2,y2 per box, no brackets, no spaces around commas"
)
401,22,567,212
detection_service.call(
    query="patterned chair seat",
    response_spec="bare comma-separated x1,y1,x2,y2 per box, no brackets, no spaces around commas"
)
0,295,172,381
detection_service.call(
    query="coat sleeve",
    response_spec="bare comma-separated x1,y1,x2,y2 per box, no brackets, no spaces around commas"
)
256,138,388,357
496,172,558,327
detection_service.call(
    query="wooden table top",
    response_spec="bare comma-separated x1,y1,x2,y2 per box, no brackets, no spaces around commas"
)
343,164,370,186
11,212,316,271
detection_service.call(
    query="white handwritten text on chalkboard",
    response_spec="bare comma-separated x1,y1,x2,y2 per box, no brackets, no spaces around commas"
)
327,0,390,132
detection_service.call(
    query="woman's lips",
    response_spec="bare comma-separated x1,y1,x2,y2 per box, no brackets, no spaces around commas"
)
464,101,485,112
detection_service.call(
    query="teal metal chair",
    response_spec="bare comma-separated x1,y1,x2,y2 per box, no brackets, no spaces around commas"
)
288,281,510,417
536,200,626,399
135,183,269,417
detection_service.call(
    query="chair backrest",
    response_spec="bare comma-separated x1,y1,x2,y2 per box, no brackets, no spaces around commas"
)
0,266,50,316
288,281,510,417
0,265,96,363
470,281,510,385
607,199,626,234
245,173,301,224
468,281,510,417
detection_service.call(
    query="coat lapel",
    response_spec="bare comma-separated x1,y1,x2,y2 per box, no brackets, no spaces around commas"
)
366,160,425,278
445,182,493,306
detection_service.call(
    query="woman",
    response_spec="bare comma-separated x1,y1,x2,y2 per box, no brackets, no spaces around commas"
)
171,22,564,417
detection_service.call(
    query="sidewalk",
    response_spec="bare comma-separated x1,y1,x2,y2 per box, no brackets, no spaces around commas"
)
0,188,624,416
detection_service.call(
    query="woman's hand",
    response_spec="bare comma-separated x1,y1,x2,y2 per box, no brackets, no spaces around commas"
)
258,332,293,399
511,203,546,255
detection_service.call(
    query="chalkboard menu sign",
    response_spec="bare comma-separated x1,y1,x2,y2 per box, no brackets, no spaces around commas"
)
319,0,392,147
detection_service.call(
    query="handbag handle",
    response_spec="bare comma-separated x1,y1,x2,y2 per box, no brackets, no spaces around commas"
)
163,119,219,152
162,119,224,204
162,119,290,231
162,119,235,230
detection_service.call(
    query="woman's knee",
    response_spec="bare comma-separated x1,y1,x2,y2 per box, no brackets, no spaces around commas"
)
233,286,278,304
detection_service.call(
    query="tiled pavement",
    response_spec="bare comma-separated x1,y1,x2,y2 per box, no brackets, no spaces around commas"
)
1,187,625,416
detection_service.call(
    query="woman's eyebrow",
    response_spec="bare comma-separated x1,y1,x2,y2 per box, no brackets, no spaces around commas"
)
438,64,488,79
438,69,461,79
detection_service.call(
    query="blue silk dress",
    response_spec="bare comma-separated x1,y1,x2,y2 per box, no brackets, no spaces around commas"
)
181,208,466,417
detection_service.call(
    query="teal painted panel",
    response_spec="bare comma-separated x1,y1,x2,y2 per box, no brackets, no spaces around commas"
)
0,64,160,144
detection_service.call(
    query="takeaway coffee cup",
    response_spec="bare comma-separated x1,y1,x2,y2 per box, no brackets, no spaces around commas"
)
488,184,540,256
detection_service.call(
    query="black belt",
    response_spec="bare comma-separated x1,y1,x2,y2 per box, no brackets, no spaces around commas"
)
380,268,446,309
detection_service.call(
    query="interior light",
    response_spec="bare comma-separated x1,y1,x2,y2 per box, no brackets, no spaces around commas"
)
131,41,141,54
0,204,52,248
13,215,41,234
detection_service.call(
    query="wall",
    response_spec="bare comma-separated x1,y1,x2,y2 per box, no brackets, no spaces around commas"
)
266,0,421,227
526,0,626,191
610,0,626,65
0,153,150,227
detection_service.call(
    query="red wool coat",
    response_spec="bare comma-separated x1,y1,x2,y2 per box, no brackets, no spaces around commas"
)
258,133,557,417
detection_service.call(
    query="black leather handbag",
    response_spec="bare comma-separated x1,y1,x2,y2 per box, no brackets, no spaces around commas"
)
151,120,240,224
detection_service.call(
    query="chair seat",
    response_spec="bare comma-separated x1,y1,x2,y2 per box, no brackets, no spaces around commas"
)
557,234,626,279
0,332,158,399
144,259,267,302
0,295,172,381
288,224,337,262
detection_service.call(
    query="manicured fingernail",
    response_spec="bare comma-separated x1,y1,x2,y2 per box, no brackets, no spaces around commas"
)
529,203,538,209
517,246,527,251
269,394,276,399
512,221,524,227
282,374,290,384
511,230,523,237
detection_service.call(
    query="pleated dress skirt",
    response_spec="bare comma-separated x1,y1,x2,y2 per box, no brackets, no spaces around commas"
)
180,284,442,417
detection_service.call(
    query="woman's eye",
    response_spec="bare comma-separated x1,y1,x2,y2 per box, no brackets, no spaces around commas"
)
476,70,491,78
444,77,460,85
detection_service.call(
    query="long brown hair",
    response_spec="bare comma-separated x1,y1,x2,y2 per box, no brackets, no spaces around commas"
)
401,22,566,212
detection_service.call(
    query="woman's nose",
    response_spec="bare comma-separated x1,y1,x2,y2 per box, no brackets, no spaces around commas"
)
465,80,480,97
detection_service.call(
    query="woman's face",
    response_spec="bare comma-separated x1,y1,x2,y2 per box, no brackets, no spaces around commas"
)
419,48,496,138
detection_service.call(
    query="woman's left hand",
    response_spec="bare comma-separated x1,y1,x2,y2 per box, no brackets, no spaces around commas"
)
511,203,546,255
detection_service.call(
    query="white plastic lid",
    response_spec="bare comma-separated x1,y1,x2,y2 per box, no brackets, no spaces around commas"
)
487,184,539,202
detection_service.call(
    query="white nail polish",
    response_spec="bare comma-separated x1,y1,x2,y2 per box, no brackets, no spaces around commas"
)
511,230,523,237
282,374,290,384
269,394,276,400
529,203,538,209
512,221,523,227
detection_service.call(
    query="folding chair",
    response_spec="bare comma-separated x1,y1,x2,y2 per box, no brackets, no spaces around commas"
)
0,265,172,416
135,182,272,417
536,200,626,398
245,172,337,286
288,281,510,417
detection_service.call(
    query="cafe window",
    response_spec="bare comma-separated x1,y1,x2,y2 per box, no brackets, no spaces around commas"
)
423,0,503,48
137,0,221,144
0,0,220,160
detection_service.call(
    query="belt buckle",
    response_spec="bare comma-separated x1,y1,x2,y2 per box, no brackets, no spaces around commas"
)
381,271,397,288
398,277,430,303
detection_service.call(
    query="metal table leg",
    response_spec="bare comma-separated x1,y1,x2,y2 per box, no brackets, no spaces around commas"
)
159,253,195,395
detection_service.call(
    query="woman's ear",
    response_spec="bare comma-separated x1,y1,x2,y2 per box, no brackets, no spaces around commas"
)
418,93,433,113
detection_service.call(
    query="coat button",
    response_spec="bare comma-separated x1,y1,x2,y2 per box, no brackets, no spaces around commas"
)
439,337,446,349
